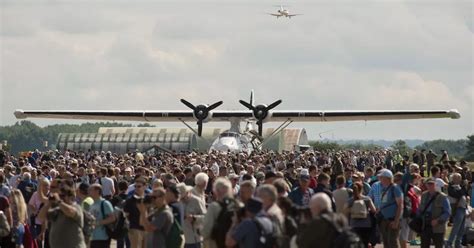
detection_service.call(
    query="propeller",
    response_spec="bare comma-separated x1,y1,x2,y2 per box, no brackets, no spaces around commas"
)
180,99,223,136
239,99,282,136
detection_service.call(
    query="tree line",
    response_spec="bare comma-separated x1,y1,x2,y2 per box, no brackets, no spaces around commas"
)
0,121,472,161
0,121,154,154
309,136,474,161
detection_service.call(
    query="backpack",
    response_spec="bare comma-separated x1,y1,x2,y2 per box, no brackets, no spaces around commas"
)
254,216,277,248
350,199,368,219
0,210,10,237
402,184,419,218
82,209,96,241
101,201,129,240
210,197,241,248
321,214,364,248
165,214,184,248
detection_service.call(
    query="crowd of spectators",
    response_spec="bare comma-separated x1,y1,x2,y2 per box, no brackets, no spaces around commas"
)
0,147,472,248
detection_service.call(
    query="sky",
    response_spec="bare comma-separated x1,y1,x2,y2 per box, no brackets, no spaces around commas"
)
0,0,472,140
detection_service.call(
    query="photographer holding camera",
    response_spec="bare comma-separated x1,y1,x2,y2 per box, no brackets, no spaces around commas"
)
37,182,86,248
225,197,273,248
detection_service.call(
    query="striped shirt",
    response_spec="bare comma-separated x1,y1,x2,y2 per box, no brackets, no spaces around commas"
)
368,181,382,208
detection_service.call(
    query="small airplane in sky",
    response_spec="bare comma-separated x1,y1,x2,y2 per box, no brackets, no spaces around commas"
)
268,5,302,19
15,91,461,153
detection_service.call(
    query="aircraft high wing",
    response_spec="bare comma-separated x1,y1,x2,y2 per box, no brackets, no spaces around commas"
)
13,93,460,138
14,109,461,122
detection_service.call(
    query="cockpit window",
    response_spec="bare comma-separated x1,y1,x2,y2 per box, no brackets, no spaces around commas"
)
220,132,238,138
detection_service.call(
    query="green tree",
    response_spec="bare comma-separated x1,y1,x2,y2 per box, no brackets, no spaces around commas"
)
309,141,342,151
342,142,383,151
415,139,468,159
465,135,474,161
391,140,411,156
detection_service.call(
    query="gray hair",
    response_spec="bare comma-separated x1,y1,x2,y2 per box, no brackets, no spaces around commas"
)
257,184,278,203
213,177,232,197
310,192,333,213
450,173,462,183
192,164,202,174
22,172,31,180
195,172,209,186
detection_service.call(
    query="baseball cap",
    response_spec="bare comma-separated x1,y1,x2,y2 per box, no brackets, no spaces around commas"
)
377,169,393,178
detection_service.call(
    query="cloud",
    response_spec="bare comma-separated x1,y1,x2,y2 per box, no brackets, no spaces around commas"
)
0,1,472,140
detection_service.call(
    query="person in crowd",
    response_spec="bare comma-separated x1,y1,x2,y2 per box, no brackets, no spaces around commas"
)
17,172,37,204
97,167,115,200
202,177,234,248
333,175,352,214
88,184,116,248
138,187,174,248
124,177,147,248
446,173,468,248
192,173,208,204
1,145,472,248
257,184,284,224
10,189,28,247
314,173,336,211
76,182,94,211
37,183,86,248
225,197,273,248
297,193,347,248
343,182,376,247
238,180,256,204
0,174,11,197
418,178,451,248
178,182,206,248
288,172,314,207
166,184,184,226
426,150,438,177
431,166,447,192
377,169,403,248
28,178,49,248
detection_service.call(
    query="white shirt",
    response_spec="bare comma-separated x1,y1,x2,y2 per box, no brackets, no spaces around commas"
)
433,177,447,192
97,176,114,196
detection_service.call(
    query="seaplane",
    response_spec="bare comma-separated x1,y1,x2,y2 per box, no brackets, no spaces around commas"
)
14,91,460,153
268,5,302,19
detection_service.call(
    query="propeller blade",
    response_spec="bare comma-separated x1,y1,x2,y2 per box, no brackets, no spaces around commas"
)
180,99,196,110
239,100,255,110
207,101,223,111
258,121,263,137
197,120,203,136
266,99,282,110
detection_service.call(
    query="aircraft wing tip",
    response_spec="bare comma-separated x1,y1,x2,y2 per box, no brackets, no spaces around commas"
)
14,109,26,119
448,109,461,119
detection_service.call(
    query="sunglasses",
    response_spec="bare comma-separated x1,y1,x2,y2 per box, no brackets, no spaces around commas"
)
135,185,144,188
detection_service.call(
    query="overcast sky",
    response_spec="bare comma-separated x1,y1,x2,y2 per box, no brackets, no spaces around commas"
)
0,0,472,140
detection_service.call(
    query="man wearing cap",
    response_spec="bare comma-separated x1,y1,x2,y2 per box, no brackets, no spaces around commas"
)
178,182,206,248
225,198,273,248
289,171,314,207
377,169,403,248
418,178,450,248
